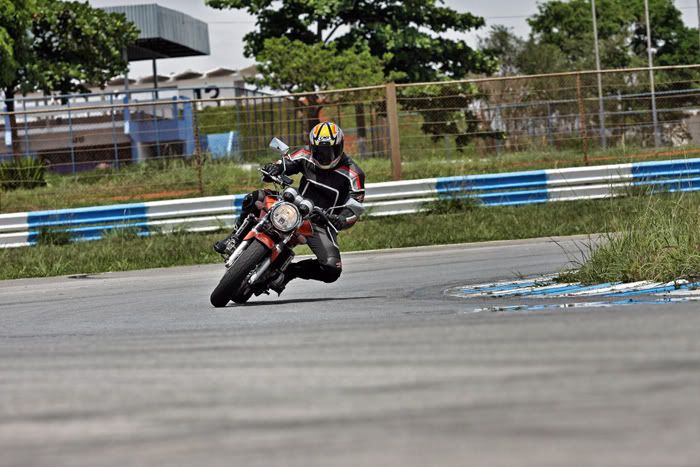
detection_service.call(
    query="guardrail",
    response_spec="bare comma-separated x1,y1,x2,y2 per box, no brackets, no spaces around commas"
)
3,157,700,248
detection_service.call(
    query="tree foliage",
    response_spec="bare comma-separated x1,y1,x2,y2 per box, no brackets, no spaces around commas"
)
527,0,700,71
206,0,496,82
252,37,392,93
1,0,138,102
0,0,36,94
478,0,700,76
31,1,139,95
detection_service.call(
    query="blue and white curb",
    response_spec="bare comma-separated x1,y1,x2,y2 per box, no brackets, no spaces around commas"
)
0,194,246,247
448,276,700,299
469,297,700,313
4,156,700,248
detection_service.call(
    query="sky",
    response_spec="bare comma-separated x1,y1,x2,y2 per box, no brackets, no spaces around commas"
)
86,0,700,80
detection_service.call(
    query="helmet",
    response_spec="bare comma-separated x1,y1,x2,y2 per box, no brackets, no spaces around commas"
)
309,121,344,169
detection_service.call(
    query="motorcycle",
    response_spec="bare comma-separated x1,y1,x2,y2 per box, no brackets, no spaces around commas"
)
209,137,362,307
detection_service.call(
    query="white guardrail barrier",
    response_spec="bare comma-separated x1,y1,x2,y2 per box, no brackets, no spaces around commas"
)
2,157,700,248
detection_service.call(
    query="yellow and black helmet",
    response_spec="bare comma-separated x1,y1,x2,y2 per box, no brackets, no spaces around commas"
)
309,121,344,169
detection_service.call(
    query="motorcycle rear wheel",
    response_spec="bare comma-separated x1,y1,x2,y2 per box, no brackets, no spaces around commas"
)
210,240,269,307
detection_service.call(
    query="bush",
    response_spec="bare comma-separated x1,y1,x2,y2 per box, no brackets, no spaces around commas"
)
35,227,72,246
0,157,47,191
426,195,479,214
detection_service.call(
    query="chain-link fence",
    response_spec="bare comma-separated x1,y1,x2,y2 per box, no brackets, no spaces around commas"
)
396,64,700,165
2,65,700,211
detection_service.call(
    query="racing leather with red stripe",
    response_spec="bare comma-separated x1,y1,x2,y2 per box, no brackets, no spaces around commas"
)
273,149,365,231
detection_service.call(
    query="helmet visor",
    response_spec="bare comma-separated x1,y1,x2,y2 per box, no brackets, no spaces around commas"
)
312,145,336,167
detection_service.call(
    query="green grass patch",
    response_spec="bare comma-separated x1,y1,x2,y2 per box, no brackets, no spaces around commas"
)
561,193,700,284
2,194,689,281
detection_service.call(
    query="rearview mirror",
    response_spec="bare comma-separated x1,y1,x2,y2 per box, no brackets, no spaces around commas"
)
269,137,289,155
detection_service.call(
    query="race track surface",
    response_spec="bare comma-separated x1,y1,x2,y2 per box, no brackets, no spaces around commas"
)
1,236,700,467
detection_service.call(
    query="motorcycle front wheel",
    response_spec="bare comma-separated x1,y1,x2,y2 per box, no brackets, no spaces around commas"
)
210,240,269,307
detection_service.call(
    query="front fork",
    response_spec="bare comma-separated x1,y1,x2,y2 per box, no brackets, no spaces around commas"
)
225,218,296,285
248,233,295,284
224,214,258,268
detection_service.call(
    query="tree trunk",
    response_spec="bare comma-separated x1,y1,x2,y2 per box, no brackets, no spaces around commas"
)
3,88,22,161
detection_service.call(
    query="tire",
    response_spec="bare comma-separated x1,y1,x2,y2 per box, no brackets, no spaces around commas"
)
210,240,269,307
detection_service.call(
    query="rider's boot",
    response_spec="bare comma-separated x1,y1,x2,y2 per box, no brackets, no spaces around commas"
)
269,265,298,296
213,219,243,259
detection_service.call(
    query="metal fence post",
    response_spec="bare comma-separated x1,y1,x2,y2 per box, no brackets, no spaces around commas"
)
67,101,77,175
385,82,402,180
152,100,161,159
591,0,607,149
21,101,30,158
644,0,661,147
110,94,120,169
192,104,204,195
575,73,590,165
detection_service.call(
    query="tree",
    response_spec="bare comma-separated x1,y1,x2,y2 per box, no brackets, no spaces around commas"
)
527,0,700,71
206,0,496,82
252,37,396,139
253,37,391,93
31,1,139,96
1,0,138,159
478,25,525,76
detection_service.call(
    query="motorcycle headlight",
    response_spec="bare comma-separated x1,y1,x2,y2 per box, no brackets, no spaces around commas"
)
270,202,301,232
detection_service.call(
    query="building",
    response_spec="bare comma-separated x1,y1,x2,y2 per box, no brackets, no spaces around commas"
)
1,4,261,170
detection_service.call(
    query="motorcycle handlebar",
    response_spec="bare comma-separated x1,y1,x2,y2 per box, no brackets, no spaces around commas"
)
259,168,293,187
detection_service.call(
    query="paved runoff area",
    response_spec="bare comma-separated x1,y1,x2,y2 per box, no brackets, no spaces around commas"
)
1,236,700,466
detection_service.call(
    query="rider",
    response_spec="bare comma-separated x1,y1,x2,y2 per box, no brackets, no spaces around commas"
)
213,121,365,293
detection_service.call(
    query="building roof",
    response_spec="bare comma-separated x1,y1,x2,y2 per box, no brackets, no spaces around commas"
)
138,74,170,84
173,69,204,80
102,4,210,61
205,67,237,78
107,77,137,86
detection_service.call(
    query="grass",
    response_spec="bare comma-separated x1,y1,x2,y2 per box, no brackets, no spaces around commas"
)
3,143,699,214
560,193,700,284
2,193,692,281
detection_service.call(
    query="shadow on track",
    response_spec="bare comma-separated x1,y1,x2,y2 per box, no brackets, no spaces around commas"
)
229,296,383,308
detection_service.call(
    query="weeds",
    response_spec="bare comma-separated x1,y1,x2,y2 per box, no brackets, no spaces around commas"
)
426,195,479,214
0,158,47,191
35,227,72,246
563,193,700,283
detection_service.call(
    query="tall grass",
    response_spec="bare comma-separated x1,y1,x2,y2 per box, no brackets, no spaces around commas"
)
563,194,700,284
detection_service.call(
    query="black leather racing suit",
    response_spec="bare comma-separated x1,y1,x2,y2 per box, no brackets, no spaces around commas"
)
239,148,365,284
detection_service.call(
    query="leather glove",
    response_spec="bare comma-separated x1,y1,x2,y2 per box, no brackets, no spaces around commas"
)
309,210,328,227
263,162,281,175
328,214,346,231
262,163,281,182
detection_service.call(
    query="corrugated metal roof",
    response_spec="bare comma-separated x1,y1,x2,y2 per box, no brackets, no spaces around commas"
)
102,4,210,60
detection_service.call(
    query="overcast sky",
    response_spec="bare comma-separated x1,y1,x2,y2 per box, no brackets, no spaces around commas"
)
86,0,700,80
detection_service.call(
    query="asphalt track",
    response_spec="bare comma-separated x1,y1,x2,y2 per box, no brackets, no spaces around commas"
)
1,235,699,467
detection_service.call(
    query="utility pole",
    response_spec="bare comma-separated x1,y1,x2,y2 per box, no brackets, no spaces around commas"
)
697,0,700,48
644,0,661,147
591,0,606,149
